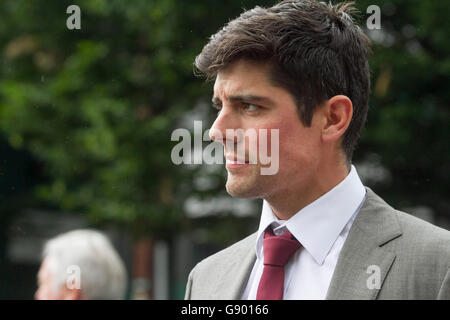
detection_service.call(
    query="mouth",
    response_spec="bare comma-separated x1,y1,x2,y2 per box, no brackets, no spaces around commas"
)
225,156,250,169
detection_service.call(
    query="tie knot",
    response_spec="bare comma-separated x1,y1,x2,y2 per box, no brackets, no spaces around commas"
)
262,228,301,267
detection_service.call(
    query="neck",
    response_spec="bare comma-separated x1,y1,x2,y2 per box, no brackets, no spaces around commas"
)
265,160,350,221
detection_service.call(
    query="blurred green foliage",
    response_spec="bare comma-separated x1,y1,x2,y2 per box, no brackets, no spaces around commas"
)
355,0,449,218
0,0,448,241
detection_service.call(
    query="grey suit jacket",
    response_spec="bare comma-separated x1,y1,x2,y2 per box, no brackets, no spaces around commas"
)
185,188,450,299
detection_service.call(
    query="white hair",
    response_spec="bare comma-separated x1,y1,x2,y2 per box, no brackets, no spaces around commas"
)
43,229,127,300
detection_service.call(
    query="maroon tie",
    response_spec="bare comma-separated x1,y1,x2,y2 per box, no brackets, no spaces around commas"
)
256,228,301,300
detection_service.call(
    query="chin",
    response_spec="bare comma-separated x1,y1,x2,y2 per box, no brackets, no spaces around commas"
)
225,175,265,199
226,186,256,198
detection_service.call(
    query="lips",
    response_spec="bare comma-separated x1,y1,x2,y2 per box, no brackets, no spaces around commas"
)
225,155,248,165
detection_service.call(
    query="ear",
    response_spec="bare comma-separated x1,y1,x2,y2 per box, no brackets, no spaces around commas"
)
321,95,353,144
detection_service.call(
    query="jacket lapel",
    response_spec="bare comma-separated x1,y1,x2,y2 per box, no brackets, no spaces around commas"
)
326,188,402,299
213,233,257,299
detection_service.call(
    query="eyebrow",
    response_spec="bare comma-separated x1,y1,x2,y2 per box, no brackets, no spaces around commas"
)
212,94,275,106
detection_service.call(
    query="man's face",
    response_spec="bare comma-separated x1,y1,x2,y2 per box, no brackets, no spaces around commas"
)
35,258,61,300
210,59,323,201
35,257,81,300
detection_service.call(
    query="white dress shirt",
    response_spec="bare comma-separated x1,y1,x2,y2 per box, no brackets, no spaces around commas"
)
242,165,366,300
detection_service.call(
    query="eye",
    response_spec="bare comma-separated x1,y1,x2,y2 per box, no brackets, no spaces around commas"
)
242,103,260,112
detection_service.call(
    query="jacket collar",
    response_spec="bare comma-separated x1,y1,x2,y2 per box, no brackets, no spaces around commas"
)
256,165,366,265
326,187,402,299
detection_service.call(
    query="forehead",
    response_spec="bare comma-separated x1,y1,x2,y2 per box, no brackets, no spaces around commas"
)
213,60,274,98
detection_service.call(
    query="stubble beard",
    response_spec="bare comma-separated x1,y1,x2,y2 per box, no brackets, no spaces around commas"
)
225,165,268,198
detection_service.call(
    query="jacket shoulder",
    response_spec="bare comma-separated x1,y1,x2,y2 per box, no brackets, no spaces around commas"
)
359,189,450,298
185,232,257,299
365,187,450,254
394,209,450,262
367,188,450,276
194,232,257,272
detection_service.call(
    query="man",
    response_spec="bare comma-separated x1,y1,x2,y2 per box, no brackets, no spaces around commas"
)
35,229,127,300
185,0,450,299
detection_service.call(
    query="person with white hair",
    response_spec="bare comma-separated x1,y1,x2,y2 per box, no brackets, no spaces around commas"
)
35,229,128,300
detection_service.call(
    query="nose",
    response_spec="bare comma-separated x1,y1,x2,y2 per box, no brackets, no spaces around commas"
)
209,107,240,145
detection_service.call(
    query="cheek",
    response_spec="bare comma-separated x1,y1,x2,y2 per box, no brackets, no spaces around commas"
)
279,121,320,162
250,115,320,167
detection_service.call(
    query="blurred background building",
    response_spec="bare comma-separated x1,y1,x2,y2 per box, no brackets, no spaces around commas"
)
0,0,448,299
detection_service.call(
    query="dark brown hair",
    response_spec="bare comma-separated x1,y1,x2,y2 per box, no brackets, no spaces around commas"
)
195,0,372,161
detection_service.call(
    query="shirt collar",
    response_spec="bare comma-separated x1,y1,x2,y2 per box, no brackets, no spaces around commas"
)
256,165,366,265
